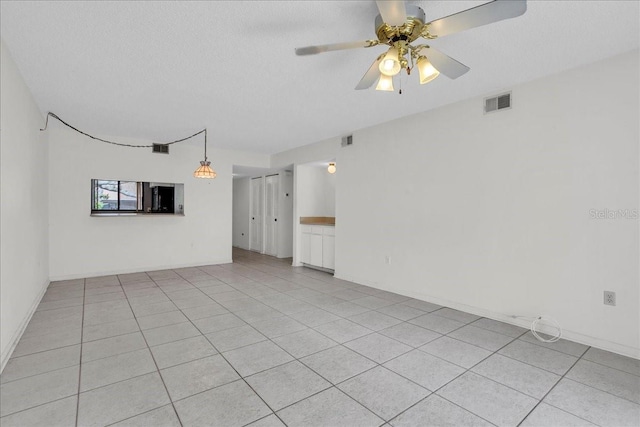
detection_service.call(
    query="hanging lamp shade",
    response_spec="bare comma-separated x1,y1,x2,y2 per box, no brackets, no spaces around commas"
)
194,129,217,179
194,160,217,178
327,162,336,174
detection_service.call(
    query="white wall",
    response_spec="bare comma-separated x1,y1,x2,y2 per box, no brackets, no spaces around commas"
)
272,136,340,169
335,50,639,357
296,164,336,217
232,177,250,249
277,170,294,258
48,126,269,279
323,168,336,216
0,40,49,369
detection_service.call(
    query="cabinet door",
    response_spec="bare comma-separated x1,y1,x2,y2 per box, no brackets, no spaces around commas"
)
301,233,311,264
322,235,335,270
310,234,323,266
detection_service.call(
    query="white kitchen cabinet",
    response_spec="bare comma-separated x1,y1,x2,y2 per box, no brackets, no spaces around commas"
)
300,224,335,271
322,235,335,270
310,234,323,266
300,231,311,264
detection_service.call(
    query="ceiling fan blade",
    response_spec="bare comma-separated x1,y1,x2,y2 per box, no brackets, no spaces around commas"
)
295,40,376,56
355,54,385,90
422,46,470,79
426,0,527,38
376,0,407,26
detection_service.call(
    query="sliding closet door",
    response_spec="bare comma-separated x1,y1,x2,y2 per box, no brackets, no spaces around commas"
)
249,177,263,253
264,174,279,256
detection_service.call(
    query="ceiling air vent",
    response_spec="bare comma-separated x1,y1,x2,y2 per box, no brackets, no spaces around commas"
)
341,135,353,147
152,143,169,154
484,92,511,114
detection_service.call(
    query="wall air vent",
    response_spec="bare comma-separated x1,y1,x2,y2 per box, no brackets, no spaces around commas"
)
152,143,169,154
484,92,511,114
341,135,353,147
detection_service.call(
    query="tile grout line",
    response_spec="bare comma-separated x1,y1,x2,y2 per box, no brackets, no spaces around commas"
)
564,354,640,378
174,311,290,423
205,265,421,424
74,278,86,427
171,262,399,424
146,273,293,426
560,346,640,406
410,327,588,379
117,274,185,427
384,328,530,427
15,253,635,426
102,403,173,427
0,395,78,421
1,341,82,370
515,345,591,427
159,259,556,426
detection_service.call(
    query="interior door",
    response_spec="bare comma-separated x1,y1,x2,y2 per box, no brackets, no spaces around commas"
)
250,177,264,252
264,174,279,256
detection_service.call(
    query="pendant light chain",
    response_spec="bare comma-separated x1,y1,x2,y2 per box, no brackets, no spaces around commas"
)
204,128,208,161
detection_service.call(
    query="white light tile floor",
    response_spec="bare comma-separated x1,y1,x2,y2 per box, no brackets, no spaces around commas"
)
1,248,638,426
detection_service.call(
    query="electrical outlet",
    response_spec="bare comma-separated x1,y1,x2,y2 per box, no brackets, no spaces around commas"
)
384,256,391,265
603,291,616,306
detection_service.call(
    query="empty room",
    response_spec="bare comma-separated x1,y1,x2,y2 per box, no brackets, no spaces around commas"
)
0,1,638,426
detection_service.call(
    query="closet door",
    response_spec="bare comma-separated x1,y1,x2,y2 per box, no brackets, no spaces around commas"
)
264,174,279,256
250,177,264,252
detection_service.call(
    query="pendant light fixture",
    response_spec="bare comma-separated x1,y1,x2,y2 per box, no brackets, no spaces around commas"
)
327,162,336,174
193,129,217,179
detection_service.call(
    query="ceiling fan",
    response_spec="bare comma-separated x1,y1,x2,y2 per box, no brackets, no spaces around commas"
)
295,0,527,92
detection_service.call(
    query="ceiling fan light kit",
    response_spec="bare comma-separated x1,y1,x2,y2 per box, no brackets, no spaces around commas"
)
295,0,527,94
417,56,440,84
376,74,395,92
379,47,402,76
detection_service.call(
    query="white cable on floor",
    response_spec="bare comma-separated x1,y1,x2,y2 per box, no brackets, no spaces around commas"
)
511,315,563,343
530,316,562,343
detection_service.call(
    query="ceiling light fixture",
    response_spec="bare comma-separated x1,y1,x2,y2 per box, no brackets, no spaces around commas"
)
295,1,529,94
417,56,439,84
327,162,337,174
378,47,401,76
375,74,394,92
194,129,217,179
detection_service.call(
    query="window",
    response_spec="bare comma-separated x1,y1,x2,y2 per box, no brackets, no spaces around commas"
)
92,180,139,211
91,180,184,215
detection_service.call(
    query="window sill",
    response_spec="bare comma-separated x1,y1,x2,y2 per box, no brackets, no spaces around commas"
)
90,212,185,217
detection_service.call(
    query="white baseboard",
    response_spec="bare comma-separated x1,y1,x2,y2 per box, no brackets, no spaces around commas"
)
1,279,49,373
335,273,640,360
49,259,234,281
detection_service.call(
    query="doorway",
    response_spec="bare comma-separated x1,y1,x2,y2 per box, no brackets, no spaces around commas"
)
232,165,294,260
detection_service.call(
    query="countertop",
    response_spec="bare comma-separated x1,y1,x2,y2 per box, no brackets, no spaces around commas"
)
300,216,335,225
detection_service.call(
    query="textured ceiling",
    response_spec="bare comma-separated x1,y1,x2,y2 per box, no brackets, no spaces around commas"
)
1,1,638,154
